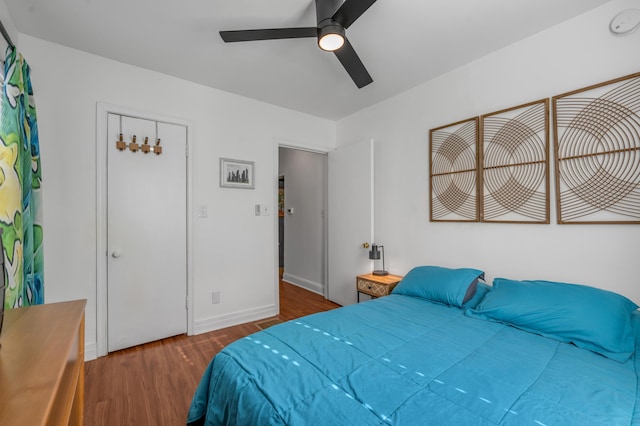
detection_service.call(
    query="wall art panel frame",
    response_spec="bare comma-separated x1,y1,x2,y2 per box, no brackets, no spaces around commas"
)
480,99,550,223
553,72,640,224
429,117,480,222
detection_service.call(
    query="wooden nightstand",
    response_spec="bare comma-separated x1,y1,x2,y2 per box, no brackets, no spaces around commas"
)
356,273,403,302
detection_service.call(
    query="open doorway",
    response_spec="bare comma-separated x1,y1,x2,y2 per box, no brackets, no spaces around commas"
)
278,147,328,296
278,175,285,280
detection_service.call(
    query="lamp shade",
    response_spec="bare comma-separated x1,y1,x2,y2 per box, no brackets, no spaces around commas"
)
368,244,381,260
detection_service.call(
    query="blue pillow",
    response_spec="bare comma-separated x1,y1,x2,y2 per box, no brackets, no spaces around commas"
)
392,266,485,308
462,281,491,309
467,278,639,362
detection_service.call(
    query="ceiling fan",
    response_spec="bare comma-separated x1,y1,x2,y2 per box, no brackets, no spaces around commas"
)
219,0,378,88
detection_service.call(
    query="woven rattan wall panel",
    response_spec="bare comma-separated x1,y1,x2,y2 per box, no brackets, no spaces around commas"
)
553,72,640,224
481,99,550,223
429,117,479,222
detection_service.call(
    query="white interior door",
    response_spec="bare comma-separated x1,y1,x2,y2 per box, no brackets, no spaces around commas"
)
107,114,187,352
328,140,373,306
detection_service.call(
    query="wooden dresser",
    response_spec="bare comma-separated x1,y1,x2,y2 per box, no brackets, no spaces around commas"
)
0,299,86,425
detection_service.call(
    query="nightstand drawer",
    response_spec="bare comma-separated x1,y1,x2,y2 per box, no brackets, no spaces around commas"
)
356,273,403,302
357,278,396,297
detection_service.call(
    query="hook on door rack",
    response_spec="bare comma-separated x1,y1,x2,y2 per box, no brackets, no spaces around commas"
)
129,135,139,153
115,133,126,151
142,136,151,154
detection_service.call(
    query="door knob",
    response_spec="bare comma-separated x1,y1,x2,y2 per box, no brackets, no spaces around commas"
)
111,250,122,258
362,242,370,249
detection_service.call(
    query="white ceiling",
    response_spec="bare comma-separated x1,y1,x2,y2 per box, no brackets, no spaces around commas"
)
5,0,610,120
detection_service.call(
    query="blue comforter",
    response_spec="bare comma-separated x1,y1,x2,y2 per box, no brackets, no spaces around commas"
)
188,295,640,425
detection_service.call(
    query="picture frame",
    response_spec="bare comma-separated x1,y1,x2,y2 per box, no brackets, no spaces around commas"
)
429,117,480,222
480,98,550,223
552,72,640,224
220,158,255,189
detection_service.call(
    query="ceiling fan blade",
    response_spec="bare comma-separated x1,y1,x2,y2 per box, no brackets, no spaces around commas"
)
220,27,317,43
334,38,373,88
331,0,378,29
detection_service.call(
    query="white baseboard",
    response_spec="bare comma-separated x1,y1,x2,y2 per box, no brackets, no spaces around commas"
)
86,305,278,359
282,272,324,295
194,304,278,335
85,341,98,361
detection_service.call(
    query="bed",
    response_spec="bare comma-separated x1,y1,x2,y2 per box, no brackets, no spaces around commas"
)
187,266,640,425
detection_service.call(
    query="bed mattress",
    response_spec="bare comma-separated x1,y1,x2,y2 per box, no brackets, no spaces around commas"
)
188,294,640,425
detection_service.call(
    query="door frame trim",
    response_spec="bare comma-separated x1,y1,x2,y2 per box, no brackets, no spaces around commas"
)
96,102,194,358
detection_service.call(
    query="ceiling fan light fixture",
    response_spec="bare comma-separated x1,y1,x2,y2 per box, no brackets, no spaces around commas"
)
318,24,345,51
219,0,377,88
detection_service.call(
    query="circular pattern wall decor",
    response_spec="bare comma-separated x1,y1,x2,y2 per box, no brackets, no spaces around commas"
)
553,72,640,224
481,100,549,223
430,117,479,222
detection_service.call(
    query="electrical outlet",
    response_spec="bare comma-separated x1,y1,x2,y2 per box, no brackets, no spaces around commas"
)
262,204,270,216
198,205,208,218
212,291,220,304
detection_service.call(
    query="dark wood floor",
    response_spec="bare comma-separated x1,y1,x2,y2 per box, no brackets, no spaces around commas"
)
84,280,340,426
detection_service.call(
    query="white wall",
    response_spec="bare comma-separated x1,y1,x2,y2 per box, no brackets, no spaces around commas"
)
337,0,640,303
15,34,335,356
279,148,327,294
2,0,638,357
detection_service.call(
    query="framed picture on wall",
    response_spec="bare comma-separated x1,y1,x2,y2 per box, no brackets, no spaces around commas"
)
220,158,255,189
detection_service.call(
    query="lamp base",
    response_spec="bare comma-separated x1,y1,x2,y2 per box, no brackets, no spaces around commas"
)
372,270,389,276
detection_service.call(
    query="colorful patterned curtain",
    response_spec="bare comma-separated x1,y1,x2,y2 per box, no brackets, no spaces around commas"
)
0,46,44,308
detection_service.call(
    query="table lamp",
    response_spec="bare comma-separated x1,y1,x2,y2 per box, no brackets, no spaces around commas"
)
368,244,388,276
